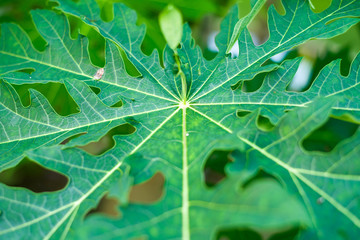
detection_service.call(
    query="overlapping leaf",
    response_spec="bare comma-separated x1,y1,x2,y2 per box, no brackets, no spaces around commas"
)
0,10,177,169
236,98,360,239
0,10,96,82
0,0,360,239
0,76,174,169
192,54,360,123
0,147,126,239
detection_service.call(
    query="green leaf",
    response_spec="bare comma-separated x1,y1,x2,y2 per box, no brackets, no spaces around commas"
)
0,0,360,239
192,55,360,123
0,146,127,239
226,0,267,54
159,4,183,50
0,77,174,170
74,178,309,239
0,10,97,83
237,98,360,239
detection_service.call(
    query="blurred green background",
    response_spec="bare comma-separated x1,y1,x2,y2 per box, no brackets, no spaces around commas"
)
0,0,359,239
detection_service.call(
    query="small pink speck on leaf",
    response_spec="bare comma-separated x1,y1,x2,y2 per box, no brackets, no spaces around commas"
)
317,197,325,205
93,68,104,80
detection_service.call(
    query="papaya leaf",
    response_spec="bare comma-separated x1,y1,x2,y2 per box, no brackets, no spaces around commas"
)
0,0,359,239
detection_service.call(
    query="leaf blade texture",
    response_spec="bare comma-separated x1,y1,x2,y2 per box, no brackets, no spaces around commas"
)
0,0,360,239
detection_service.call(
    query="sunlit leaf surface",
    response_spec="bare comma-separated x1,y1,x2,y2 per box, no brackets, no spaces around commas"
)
0,0,359,239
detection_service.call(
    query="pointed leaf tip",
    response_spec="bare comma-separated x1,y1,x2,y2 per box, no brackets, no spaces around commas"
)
226,0,266,54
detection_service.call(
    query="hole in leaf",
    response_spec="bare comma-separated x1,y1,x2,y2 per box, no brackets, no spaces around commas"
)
119,46,142,77
100,1,114,22
273,0,286,16
268,226,302,240
286,58,313,92
216,228,262,240
140,33,165,63
110,99,123,108
237,0,251,18
204,150,235,187
247,2,271,46
67,15,82,39
302,48,353,93
241,72,267,92
129,172,165,204
0,158,68,193
67,14,106,67
90,86,101,95
302,117,359,152
0,0,49,51
257,115,275,131
233,53,287,91
309,0,332,13
237,110,251,118
17,68,35,74
230,80,242,91
12,82,79,116
78,123,136,155
60,132,86,145
246,0,287,47
242,169,279,189
217,225,301,240
87,194,120,218
86,28,106,67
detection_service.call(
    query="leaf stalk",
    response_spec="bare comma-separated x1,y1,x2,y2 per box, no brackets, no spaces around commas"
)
174,50,187,103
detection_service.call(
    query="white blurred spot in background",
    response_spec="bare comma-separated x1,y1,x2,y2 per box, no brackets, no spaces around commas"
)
288,58,313,91
207,31,239,58
207,31,219,52
270,51,288,62
207,31,313,92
